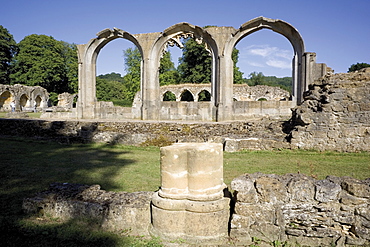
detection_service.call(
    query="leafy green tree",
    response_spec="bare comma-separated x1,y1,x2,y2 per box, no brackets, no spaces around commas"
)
60,41,78,93
98,72,124,82
348,62,370,72
248,71,266,86
232,48,244,84
122,47,141,101
159,51,180,86
96,77,125,101
0,25,18,84
178,38,212,84
10,34,77,94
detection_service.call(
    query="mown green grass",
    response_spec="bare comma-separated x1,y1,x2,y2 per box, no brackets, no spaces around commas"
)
0,137,369,246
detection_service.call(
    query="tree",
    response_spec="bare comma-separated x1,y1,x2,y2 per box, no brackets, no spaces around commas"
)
178,38,212,84
0,25,18,84
122,47,141,101
232,48,244,84
348,62,370,72
248,71,266,86
10,34,77,94
159,51,180,86
60,41,78,93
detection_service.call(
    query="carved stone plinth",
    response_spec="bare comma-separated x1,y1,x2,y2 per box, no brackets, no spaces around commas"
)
150,143,230,244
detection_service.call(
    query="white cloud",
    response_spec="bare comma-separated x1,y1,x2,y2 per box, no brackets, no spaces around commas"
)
240,45,292,71
266,59,291,69
246,45,278,57
247,61,265,67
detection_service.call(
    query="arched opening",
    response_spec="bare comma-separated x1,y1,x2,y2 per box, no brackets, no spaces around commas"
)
20,94,28,110
180,90,194,101
96,38,141,107
163,91,176,101
198,90,211,101
235,29,294,96
35,95,42,107
0,91,12,110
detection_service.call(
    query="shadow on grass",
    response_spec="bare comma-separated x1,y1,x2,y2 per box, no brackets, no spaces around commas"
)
0,136,143,246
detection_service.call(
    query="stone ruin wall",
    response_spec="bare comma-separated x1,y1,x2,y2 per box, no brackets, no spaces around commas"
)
22,174,370,246
230,173,370,246
131,84,293,121
0,70,370,153
0,84,49,112
289,68,370,152
156,83,290,102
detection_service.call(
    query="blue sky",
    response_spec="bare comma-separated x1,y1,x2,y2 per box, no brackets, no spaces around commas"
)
1,0,369,78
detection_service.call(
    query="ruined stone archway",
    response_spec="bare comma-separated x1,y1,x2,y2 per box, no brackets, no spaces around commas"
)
226,17,305,104
76,17,328,121
76,28,143,119
142,22,219,120
0,91,12,111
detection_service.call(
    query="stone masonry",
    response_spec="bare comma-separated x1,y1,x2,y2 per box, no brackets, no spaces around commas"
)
23,173,370,246
150,143,230,244
289,68,370,152
230,173,370,246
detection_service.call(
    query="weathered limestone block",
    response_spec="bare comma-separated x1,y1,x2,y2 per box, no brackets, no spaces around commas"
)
255,176,288,203
151,143,230,244
287,175,315,202
342,177,370,198
315,179,342,202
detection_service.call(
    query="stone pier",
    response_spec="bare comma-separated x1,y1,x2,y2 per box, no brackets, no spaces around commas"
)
150,143,230,244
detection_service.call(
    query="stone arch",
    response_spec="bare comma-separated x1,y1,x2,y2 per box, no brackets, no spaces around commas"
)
35,95,42,107
0,90,12,110
225,17,305,104
163,91,176,101
77,28,143,119
146,22,219,118
198,90,211,102
20,94,29,109
180,89,194,101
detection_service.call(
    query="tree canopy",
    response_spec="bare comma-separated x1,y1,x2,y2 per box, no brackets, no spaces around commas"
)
0,25,18,84
177,38,212,84
10,34,77,94
348,62,370,72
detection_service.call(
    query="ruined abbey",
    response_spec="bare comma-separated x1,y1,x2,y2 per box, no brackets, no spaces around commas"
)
1,17,369,246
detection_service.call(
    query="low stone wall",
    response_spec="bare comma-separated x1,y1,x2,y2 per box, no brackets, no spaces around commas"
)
0,118,289,150
230,173,370,246
22,183,153,235
23,173,370,246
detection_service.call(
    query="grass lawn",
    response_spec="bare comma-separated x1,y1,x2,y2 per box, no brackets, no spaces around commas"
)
0,137,369,246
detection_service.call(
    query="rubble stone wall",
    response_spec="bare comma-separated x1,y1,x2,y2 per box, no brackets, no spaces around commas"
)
0,118,290,150
23,173,370,246
230,173,370,246
289,68,370,152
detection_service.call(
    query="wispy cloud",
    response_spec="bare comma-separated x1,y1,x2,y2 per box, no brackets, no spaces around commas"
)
241,45,292,70
247,61,265,67
266,59,291,69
